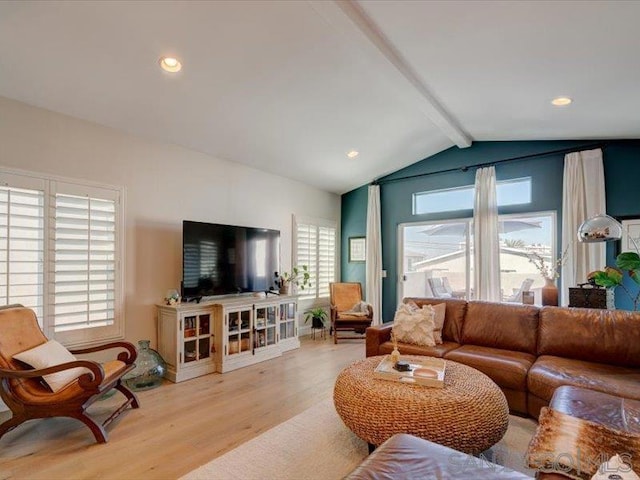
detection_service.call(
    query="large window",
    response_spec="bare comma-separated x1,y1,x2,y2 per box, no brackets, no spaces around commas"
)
413,177,532,215
293,216,337,301
399,211,556,305
0,170,124,347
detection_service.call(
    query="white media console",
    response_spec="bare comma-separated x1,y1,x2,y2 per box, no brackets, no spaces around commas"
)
157,294,299,382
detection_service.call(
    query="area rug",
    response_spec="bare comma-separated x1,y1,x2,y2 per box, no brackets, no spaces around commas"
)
180,398,537,480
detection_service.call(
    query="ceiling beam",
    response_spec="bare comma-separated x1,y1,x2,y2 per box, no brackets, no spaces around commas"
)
309,0,472,148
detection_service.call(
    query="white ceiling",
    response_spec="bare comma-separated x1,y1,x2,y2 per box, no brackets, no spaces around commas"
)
1,1,638,194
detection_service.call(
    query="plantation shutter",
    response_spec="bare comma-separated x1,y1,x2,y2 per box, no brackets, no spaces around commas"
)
317,226,336,299
49,181,121,343
0,176,46,322
294,216,337,301
295,222,317,300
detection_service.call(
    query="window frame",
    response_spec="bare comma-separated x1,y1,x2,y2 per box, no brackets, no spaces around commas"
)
397,210,557,303
0,166,125,348
292,215,338,306
412,177,532,215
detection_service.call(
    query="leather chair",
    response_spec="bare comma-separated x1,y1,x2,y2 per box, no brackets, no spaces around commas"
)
329,282,373,344
0,306,140,444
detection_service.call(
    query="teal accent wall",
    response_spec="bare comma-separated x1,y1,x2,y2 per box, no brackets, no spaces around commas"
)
602,141,640,311
340,140,640,318
341,185,368,285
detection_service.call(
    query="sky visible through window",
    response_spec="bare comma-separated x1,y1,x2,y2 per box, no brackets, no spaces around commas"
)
413,178,532,215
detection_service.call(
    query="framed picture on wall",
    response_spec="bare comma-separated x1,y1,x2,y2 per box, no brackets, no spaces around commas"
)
349,236,366,263
621,218,640,252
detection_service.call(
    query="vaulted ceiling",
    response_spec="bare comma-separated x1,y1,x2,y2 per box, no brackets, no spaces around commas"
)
1,1,638,194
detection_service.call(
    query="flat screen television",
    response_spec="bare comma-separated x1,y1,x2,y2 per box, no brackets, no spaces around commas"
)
182,220,280,298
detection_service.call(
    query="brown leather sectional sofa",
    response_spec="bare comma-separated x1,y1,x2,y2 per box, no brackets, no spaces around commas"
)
366,298,640,418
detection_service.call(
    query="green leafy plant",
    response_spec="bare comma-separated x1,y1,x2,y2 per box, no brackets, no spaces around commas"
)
274,265,311,291
304,307,328,329
591,251,640,310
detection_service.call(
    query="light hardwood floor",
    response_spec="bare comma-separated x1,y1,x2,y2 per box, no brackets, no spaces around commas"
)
0,337,364,480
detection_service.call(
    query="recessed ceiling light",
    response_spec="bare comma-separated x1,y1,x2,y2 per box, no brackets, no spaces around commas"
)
551,96,572,106
159,56,182,73
347,150,359,159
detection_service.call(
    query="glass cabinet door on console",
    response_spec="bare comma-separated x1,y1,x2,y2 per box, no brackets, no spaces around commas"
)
278,301,297,341
226,307,252,357
181,312,214,365
254,304,278,351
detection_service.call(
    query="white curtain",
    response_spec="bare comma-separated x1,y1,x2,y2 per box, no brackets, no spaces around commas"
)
473,166,501,301
366,185,382,325
561,149,606,305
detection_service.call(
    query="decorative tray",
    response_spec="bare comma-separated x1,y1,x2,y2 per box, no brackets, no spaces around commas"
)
373,355,446,388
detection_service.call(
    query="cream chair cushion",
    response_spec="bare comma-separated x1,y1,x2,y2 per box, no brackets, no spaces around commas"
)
13,339,90,393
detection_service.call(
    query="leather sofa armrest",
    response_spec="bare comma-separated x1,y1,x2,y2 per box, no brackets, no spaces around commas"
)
366,322,393,357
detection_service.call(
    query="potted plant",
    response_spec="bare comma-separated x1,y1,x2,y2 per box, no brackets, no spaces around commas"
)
304,307,328,329
591,251,640,310
274,265,311,295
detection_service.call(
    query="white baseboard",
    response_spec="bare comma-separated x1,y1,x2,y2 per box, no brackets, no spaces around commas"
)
298,325,312,337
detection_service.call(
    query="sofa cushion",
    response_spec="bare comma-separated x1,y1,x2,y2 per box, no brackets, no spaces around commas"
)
404,297,466,343
461,301,539,354
538,306,640,367
379,340,460,358
527,355,640,403
444,345,535,391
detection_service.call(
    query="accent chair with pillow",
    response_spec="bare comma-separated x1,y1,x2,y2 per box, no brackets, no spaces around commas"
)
329,282,373,344
0,305,140,444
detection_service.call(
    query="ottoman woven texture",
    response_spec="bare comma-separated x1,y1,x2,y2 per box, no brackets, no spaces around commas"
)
334,355,509,454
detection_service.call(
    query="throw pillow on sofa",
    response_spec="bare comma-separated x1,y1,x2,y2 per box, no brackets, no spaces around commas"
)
392,303,436,347
431,303,446,345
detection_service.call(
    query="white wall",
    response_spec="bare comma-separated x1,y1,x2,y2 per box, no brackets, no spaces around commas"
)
0,95,340,346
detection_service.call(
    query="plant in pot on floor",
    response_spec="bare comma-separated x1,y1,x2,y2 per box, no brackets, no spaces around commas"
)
304,307,328,330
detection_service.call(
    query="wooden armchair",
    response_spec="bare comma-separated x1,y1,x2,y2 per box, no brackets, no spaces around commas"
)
329,282,373,344
0,306,139,444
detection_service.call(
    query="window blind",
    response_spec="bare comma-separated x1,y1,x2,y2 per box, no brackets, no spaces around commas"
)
317,226,336,299
294,218,337,301
0,186,45,320
295,222,317,300
51,192,117,333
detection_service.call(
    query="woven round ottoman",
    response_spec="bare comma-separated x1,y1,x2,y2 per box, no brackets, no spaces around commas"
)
333,356,509,454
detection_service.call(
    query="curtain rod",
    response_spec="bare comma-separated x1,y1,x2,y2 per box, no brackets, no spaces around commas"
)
371,141,608,186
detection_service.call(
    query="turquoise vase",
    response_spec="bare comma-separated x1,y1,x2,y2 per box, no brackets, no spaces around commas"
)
123,340,166,391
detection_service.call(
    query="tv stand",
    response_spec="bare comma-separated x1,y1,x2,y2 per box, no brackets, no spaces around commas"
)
157,295,299,382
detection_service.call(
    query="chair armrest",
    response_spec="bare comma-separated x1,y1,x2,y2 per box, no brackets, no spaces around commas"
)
70,341,137,365
0,360,105,390
330,305,338,322
365,322,393,358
